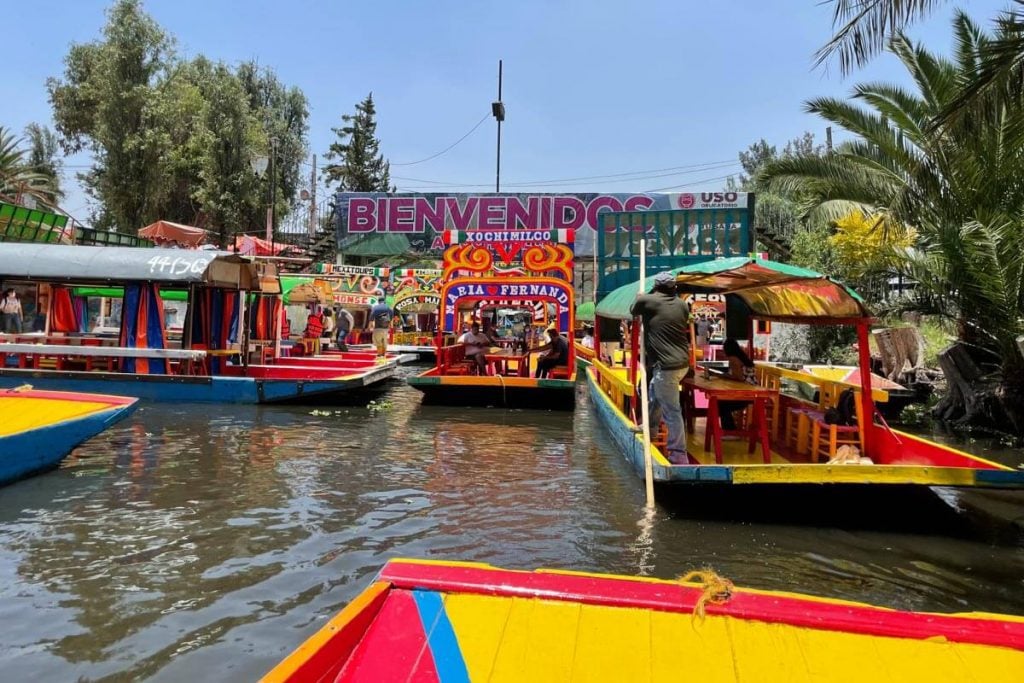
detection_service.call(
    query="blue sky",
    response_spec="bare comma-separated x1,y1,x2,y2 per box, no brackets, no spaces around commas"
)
4,0,1013,223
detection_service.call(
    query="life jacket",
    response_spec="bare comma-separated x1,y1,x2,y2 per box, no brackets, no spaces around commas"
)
304,313,324,339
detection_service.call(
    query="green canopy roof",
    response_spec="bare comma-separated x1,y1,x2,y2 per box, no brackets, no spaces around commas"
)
575,301,595,321
73,286,188,301
595,257,868,322
594,265,695,320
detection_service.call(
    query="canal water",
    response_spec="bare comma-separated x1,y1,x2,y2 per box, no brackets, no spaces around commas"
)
1,368,1022,681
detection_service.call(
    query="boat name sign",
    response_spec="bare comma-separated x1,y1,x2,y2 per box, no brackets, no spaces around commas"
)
146,254,214,276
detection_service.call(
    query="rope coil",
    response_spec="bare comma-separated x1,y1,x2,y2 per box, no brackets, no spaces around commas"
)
679,569,735,622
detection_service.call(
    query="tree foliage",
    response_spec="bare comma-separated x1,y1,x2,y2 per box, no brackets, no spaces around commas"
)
324,93,393,192
728,133,826,258
0,126,61,208
763,12,1024,421
46,0,308,240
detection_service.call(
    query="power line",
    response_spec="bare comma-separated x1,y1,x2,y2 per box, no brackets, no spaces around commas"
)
642,173,738,192
392,159,738,188
390,112,491,167
393,163,740,191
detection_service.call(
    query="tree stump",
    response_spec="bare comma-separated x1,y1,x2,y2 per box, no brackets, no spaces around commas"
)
932,343,1001,425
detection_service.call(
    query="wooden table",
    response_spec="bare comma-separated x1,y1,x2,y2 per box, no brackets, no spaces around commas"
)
485,349,529,377
683,375,779,464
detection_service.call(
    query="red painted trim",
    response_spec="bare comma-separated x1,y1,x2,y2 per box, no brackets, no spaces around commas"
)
1,388,138,406
379,561,1024,651
857,322,875,455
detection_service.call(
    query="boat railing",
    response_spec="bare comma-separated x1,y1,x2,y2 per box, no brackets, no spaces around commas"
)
755,363,889,403
592,357,634,414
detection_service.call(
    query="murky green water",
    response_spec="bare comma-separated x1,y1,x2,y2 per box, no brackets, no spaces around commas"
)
0,369,1021,681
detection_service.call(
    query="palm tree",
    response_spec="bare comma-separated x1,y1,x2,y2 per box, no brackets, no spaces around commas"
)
816,0,949,73
764,12,1024,429
0,126,60,208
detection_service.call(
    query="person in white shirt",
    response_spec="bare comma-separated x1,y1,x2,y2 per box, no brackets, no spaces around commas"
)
580,325,595,349
458,321,493,374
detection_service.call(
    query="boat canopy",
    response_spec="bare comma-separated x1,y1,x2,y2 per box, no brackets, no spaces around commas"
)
280,276,333,304
596,257,869,323
575,301,595,322
0,244,278,291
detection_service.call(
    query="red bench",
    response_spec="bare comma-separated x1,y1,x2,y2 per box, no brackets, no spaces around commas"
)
438,344,477,375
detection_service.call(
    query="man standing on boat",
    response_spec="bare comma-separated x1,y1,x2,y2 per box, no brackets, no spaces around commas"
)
631,271,692,464
368,299,392,360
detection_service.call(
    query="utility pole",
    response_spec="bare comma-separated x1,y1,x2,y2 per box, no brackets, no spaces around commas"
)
268,136,278,250
309,153,317,237
492,60,505,193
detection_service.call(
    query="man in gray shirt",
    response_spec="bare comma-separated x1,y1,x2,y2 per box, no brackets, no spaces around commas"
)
630,271,692,464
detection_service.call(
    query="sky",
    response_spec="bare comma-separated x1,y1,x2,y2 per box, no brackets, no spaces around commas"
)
3,0,1014,225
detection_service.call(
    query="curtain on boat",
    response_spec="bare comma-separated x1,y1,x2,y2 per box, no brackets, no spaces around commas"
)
250,295,282,341
119,283,167,374
49,286,79,333
190,288,240,374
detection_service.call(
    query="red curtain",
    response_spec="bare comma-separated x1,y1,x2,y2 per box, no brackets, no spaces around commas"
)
50,287,78,333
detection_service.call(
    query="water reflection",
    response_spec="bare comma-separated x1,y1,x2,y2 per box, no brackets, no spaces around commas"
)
0,379,1019,681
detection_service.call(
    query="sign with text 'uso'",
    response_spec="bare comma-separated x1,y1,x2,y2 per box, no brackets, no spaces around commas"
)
335,192,751,257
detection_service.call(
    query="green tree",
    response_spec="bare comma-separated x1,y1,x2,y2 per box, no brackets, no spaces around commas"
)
48,0,173,231
23,124,63,201
236,60,310,236
763,12,1024,430
727,133,826,258
46,1,308,242
0,126,61,208
324,93,392,192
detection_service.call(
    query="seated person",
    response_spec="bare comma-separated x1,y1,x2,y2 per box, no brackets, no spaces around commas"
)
719,338,757,430
532,324,569,378
580,325,595,349
458,321,493,374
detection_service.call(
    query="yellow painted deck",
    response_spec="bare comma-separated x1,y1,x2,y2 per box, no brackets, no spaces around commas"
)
443,591,1023,682
0,394,116,436
264,560,1024,683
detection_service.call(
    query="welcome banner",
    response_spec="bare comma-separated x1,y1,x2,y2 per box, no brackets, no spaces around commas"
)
334,192,751,257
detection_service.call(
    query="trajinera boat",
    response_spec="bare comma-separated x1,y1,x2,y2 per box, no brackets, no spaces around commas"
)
0,386,137,484
588,256,1024,489
407,230,577,410
0,245,398,403
262,558,1024,682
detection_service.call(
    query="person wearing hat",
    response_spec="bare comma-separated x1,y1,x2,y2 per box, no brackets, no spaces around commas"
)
630,270,692,464
532,323,569,378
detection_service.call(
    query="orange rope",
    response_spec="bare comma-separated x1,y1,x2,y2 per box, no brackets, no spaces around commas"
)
679,569,735,621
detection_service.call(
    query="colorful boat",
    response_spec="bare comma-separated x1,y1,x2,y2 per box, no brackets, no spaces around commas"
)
589,256,1024,488
386,267,442,360
0,245,398,403
574,339,595,370
0,387,137,484
802,364,918,418
263,558,1024,682
407,230,577,410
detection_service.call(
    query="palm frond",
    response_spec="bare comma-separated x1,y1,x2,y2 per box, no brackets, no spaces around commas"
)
815,0,948,74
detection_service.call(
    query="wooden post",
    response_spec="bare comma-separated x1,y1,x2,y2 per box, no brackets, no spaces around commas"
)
637,240,655,506
857,322,875,456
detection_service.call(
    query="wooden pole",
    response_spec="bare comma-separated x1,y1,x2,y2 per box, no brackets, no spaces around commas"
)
637,240,655,506
857,321,875,455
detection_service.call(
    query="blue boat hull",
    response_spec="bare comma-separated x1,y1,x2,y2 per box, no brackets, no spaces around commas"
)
0,401,137,485
585,367,729,484
0,366,396,404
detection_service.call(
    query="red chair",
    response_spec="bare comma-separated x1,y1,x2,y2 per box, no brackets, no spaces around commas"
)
82,338,115,372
